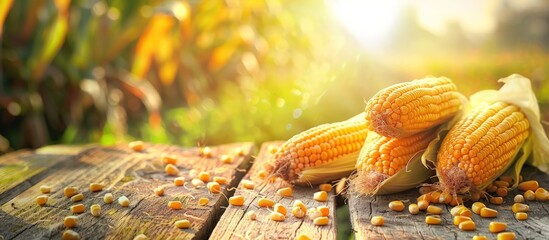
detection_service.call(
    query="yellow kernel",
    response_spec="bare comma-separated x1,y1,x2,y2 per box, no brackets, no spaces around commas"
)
133,234,148,240
234,147,245,156
257,170,268,179
472,236,488,240
515,212,528,220
192,179,205,188
118,196,130,207
313,216,329,226
514,194,524,203
535,187,549,201
449,197,462,207
417,200,429,210
458,220,476,231
90,204,101,217
274,203,287,215
417,193,432,203
511,203,529,213
89,183,103,192
425,216,441,225
174,219,191,229
36,195,48,206
450,205,466,216
457,208,473,218
200,146,212,158
489,222,507,233
70,204,85,214
295,233,312,240
499,176,513,184
229,195,244,206
40,185,51,194
496,187,508,197
293,200,307,212
198,198,209,206
207,182,221,194
497,232,516,240
154,186,164,196
292,206,306,218
439,192,452,204
490,197,503,205
213,177,229,185
246,211,257,220
371,216,384,226
524,190,535,200
317,206,329,217
472,202,486,215
277,187,293,197
241,180,255,190
313,191,328,202
161,154,177,165
189,169,198,178
199,172,210,182
408,203,419,215
270,212,285,221
388,200,405,212
480,207,498,218
71,193,84,202
257,197,275,207
453,216,472,226
493,180,510,188
518,180,539,191
64,187,78,198
335,177,347,195
62,229,80,240
103,193,114,204
319,184,332,192
129,141,144,151
426,205,442,215
307,209,322,220
64,216,77,228
429,191,441,204
174,177,185,186
165,164,179,176
168,201,183,210
220,155,233,164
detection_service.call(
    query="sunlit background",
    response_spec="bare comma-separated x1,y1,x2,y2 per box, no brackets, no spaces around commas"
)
1,0,548,155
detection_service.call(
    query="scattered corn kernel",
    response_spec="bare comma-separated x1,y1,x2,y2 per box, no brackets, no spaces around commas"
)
277,187,293,197
229,195,244,206
458,220,476,231
499,176,513,184
439,192,452,204
319,184,332,192
71,193,84,202
246,211,257,220
408,204,419,215
514,194,524,203
174,219,191,229
270,212,286,221
472,202,486,214
234,147,245,156
90,204,101,217
70,204,85,214
457,208,473,218
511,203,529,213
207,182,221,194
515,212,528,220
389,200,405,212
308,209,322,220
64,216,77,228
496,187,508,197
371,216,384,226
417,193,432,203
518,180,539,191
62,230,81,240
161,154,177,165
104,193,114,204
64,187,78,198
89,183,103,192
493,180,510,188
198,198,209,206
274,203,287,215
497,232,516,240
154,187,164,196
133,234,148,240
257,170,268,179
199,172,210,182
453,216,472,226
417,200,429,210
192,179,205,188
295,233,312,240
425,216,441,225
189,169,198,178
489,222,507,233
449,197,462,207
165,164,179,176
201,147,212,158
293,200,307,212
490,197,503,205
118,196,130,207
535,187,549,201
36,195,48,206
429,191,441,204
524,190,535,200
317,206,329,217
486,184,498,193
40,185,51,194
480,207,498,218
174,177,185,186
470,192,481,202
313,191,328,202
168,201,182,210
450,205,466,216
129,141,144,151
427,205,442,215
213,177,229,185
258,197,275,207
313,216,329,226
292,206,306,218
472,236,488,240
241,180,255,190
220,155,233,164
335,177,347,195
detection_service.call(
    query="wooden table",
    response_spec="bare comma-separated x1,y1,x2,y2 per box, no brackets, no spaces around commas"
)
0,142,548,239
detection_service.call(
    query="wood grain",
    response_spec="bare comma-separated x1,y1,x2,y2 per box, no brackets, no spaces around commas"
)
349,165,549,240
210,141,338,240
0,142,254,240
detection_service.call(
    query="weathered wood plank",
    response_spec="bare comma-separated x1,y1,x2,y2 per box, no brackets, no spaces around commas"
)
0,142,254,240
210,141,338,240
349,165,549,240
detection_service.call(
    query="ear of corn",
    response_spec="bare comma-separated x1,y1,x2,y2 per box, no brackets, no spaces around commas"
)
268,113,368,185
364,77,463,138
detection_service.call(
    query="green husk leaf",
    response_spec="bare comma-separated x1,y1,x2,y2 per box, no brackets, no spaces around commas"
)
294,151,358,186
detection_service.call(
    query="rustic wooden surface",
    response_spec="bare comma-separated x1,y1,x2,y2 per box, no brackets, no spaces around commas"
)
210,141,338,240
0,142,254,240
349,165,549,240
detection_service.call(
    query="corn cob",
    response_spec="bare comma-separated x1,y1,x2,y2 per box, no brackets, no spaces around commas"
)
436,101,530,194
364,77,462,138
268,113,368,185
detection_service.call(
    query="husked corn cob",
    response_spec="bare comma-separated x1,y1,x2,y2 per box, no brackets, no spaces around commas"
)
364,77,462,138
436,102,530,194
269,113,368,185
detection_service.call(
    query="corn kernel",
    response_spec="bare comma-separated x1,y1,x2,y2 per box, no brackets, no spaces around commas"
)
425,216,441,225
518,180,539,191
71,193,84,202
417,200,429,210
439,192,452,204
472,236,488,240
313,191,328,202
458,220,476,231
388,200,405,212
430,191,441,204
453,216,472,226
494,180,510,188
295,233,312,240
40,185,51,194
499,176,513,184
450,205,466,216
313,216,329,226
90,204,101,217
317,206,329,217
129,141,144,151
449,197,462,207
273,203,287,215
241,180,255,190
535,187,549,201
335,177,347,195
89,183,103,192
220,155,233,164
371,216,384,226
511,203,529,213
70,204,85,214
174,219,191,229
104,193,114,204
234,147,245,156
293,200,307,212
497,232,516,240
199,172,210,182
270,212,285,221
417,193,432,203
213,177,229,185
258,197,275,207
470,192,481,202
118,196,130,207
64,187,78,198
161,154,177,165
229,195,244,206
257,170,268,179
486,184,498,193
192,179,205,188
165,164,179,176
64,216,77,228
246,211,257,220
36,195,48,206
496,187,508,197
277,187,293,197
154,187,164,196
480,207,498,218
426,205,442,215
457,208,472,218
207,182,221,194
198,198,209,206
515,212,528,220
189,169,198,178
489,222,507,233
292,206,306,218
514,194,524,203
319,184,332,192
308,209,322,220
133,234,148,240
62,230,80,240
472,202,486,214
174,177,185,186
168,201,182,210
200,147,212,158
490,197,503,205
419,186,434,195
408,203,419,215
524,190,535,200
